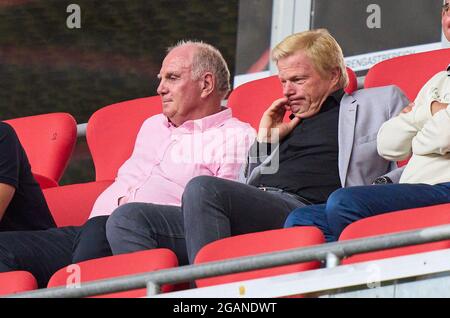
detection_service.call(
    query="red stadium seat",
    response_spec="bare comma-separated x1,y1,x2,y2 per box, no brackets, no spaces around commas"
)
339,203,450,265
47,249,178,298
0,271,38,296
4,113,77,186
228,67,357,129
364,48,450,101
43,97,162,227
33,173,58,189
194,227,325,287
87,96,162,181
345,67,358,95
43,180,112,227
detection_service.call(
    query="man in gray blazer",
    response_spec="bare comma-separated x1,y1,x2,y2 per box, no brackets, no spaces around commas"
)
106,29,409,264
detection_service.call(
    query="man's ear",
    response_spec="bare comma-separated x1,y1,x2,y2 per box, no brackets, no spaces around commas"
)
200,72,215,98
330,67,340,87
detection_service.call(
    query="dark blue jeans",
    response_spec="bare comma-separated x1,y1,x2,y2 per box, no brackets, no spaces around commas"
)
284,182,450,242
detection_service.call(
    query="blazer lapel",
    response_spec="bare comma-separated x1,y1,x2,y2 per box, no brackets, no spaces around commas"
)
338,94,358,187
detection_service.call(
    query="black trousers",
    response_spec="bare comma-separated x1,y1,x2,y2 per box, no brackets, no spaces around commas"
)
181,176,307,263
0,216,112,288
105,176,307,266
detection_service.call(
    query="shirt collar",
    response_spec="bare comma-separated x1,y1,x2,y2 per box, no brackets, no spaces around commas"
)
330,88,345,103
315,89,344,114
165,107,232,132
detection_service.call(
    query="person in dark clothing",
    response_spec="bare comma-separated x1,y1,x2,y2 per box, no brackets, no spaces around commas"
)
0,120,111,289
284,2,450,242
0,122,55,231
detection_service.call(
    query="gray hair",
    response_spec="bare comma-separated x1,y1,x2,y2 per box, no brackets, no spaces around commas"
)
168,40,231,99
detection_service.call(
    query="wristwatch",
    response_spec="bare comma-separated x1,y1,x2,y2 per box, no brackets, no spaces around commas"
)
372,176,393,185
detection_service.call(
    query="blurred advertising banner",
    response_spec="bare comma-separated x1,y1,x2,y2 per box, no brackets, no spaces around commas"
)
234,0,444,86
312,0,443,74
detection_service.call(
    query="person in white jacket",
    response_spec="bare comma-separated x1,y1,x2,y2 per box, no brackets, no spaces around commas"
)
285,2,450,241
378,66,450,185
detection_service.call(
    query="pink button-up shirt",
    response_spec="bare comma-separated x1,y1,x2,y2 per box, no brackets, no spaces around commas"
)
89,108,255,218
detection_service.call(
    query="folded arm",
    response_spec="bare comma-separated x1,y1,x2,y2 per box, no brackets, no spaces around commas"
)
413,104,450,155
377,73,445,161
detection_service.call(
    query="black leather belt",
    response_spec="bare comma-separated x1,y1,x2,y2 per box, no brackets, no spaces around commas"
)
258,186,313,205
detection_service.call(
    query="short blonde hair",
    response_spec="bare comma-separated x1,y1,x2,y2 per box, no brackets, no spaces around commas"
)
168,40,231,99
272,29,349,89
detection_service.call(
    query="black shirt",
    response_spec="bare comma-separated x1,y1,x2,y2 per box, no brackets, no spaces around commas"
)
0,122,56,231
256,90,344,204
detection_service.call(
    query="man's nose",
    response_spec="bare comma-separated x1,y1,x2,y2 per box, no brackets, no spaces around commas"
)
157,80,166,95
283,81,295,97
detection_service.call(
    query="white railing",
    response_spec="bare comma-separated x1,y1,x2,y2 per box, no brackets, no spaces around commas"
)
6,223,450,298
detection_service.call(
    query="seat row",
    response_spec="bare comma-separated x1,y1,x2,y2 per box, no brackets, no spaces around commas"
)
2,200,450,297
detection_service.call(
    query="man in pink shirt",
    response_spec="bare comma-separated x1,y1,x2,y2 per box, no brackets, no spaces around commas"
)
0,41,254,288
91,42,254,217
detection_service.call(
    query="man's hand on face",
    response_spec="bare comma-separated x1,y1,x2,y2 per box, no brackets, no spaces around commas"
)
257,97,301,143
431,101,448,116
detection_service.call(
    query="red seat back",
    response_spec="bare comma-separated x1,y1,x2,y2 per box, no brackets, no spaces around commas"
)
345,67,358,94
87,96,162,181
45,97,161,227
4,113,77,184
33,173,58,189
47,249,178,298
194,227,324,287
227,75,283,129
228,67,357,129
0,271,38,296
339,203,450,264
43,181,112,227
364,48,450,101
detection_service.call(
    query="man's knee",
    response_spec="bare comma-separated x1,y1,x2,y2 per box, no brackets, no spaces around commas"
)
73,216,111,263
82,216,109,234
284,205,327,228
326,188,359,237
85,215,109,226
107,203,168,238
184,176,219,200
284,208,303,228
326,188,354,212
106,203,147,242
182,176,223,217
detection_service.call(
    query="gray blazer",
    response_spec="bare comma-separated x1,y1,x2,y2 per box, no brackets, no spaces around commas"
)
241,85,409,187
